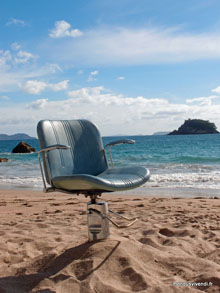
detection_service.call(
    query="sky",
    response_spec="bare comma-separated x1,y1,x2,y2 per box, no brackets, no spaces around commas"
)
1,0,220,136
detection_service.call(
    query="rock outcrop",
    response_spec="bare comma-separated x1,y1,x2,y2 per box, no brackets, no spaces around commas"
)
168,119,219,135
12,141,36,153
0,158,8,162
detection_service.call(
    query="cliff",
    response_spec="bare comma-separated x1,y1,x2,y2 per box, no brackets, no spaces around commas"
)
168,119,219,135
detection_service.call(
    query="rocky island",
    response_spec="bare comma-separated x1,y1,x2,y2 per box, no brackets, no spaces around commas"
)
168,119,219,135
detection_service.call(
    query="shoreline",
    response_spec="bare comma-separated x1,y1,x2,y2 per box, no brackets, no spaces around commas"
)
0,184,220,198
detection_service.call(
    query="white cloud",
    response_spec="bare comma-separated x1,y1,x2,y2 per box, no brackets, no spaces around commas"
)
90,70,99,76
0,62,62,92
1,48,37,73
49,20,83,38
0,43,63,92
21,79,69,94
11,42,21,51
88,70,99,82
15,50,36,64
21,80,48,94
117,76,125,80
1,86,220,136
6,18,27,27
65,87,220,134
29,98,48,109
186,95,218,106
212,85,220,94
50,80,69,91
0,50,12,70
39,63,62,74
47,26,220,66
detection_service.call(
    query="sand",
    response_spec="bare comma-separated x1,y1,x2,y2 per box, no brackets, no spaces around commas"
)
0,189,219,292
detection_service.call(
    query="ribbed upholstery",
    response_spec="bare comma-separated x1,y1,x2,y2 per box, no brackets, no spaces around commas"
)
37,119,150,192
37,120,107,183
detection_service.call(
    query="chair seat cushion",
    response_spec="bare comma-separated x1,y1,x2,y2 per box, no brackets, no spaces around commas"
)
52,166,150,192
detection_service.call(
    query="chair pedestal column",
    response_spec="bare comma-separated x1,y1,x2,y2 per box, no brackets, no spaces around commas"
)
87,201,110,242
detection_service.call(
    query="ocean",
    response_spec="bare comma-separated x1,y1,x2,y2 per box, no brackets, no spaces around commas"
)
1,134,220,195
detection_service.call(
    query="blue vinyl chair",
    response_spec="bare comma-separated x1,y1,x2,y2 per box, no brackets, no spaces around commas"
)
37,119,150,241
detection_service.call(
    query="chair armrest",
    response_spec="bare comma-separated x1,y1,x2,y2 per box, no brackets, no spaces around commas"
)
38,144,70,191
104,139,135,167
105,139,135,148
38,144,70,153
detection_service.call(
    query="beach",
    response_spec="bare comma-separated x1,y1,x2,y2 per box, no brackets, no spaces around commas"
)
0,189,219,292
2,0,220,291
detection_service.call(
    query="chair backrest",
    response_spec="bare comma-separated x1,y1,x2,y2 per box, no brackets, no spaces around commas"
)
37,120,108,183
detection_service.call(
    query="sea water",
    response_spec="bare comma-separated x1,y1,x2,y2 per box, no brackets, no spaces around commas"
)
1,134,220,193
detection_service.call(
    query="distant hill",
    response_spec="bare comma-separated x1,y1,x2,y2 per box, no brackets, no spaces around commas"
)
168,119,219,135
0,133,36,140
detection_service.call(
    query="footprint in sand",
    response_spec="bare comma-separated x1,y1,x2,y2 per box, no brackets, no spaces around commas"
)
132,198,142,201
116,209,126,214
28,253,56,272
202,231,216,241
136,204,144,207
202,249,220,265
54,210,63,214
159,228,191,238
159,228,174,237
36,223,48,228
121,267,148,292
142,229,155,236
55,237,62,242
73,260,94,280
138,237,161,249
118,256,130,267
162,238,176,246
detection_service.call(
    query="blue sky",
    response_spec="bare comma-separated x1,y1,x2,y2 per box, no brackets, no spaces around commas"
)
1,0,220,135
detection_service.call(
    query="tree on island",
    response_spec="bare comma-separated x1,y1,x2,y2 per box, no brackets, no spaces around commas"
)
168,119,219,135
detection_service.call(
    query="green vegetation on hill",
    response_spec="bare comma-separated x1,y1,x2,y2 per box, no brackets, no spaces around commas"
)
168,119,219,135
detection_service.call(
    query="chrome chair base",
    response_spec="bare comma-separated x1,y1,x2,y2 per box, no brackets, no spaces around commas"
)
87,199,138,242
88,201,110,241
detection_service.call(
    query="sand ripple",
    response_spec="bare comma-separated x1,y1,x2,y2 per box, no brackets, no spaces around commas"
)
0,190,219,292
